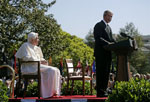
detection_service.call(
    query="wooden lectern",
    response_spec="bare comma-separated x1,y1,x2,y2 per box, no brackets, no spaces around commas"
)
104,39,137,81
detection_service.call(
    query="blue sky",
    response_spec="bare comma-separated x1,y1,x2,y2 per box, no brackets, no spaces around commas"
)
43,0,150,39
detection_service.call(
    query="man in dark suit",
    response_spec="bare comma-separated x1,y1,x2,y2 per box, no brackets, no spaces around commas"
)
93,10,116,97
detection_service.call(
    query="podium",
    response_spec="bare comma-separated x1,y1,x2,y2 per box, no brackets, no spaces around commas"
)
104,39,137,81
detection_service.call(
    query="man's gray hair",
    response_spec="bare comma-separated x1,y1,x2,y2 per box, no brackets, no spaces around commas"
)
103,10,113,17
28,32,38,43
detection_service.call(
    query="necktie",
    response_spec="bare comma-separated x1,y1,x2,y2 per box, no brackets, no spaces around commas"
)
106,24,111,39
106,24,111,34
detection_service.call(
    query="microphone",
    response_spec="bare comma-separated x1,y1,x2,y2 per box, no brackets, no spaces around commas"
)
120,32,134,40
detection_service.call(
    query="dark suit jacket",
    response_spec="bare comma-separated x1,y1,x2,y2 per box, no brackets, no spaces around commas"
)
93,20,115,57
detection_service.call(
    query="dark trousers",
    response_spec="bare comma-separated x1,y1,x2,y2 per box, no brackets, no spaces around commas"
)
95,53,111,95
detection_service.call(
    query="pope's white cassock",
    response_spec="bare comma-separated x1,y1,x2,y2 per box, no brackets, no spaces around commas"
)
15,42,61,98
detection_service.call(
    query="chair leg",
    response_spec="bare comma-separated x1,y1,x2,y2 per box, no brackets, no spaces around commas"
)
16,77,22,98
66,80,69,95
23,79,28,98
90,80,93,95
38,79,41,99
83,79,85,96
15,80,20,98
71,80,74,95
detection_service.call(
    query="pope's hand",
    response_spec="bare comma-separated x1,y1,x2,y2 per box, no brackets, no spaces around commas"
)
41,60,48,65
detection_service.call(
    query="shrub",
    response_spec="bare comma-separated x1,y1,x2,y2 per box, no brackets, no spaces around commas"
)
106,78,150,102
61,80,96,95
26,80,96,96
0,81,9,102
26,82,38,97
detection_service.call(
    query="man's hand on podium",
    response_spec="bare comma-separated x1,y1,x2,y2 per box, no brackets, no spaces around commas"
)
108,42,115,45
100,37,116,45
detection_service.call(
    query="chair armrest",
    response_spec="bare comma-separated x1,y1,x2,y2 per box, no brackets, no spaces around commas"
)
18,60,40,75
20,61,40,64
19,61,40,70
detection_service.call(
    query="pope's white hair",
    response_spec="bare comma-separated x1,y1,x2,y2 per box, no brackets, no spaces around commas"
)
27,32,38,43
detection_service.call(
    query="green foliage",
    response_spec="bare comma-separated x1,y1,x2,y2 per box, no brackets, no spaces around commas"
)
130,50,150,74
26,82,38,97
52,31,94,75
0,0,94,69
106,79,150,102
0,81,9,102
61,80,96,95
0,0,62,63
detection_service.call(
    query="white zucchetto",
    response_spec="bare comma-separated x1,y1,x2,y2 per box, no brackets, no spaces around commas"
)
27,32,38,42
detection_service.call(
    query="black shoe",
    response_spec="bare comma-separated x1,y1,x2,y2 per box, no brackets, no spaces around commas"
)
97,90,108,97
107,89,112,94
106,88,112,94
97,93,108,97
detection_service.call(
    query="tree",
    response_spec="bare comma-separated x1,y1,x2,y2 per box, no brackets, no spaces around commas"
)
52,31,95,75
84,29,95,49
119,22,143,48
0,0,63,63
118,22,150,74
